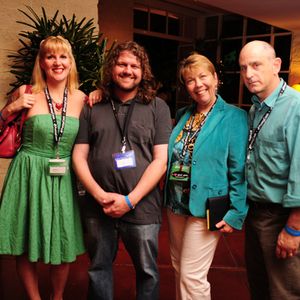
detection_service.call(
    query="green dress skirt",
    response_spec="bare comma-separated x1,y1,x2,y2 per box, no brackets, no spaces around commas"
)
0,114,85,264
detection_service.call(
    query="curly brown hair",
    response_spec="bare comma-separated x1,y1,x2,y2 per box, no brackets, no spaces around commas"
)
101,41,158,103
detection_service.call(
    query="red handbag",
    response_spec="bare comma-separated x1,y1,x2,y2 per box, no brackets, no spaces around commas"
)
0,85,31,158
0,111,26,158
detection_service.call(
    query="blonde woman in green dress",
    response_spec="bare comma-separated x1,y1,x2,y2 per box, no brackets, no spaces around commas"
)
0,36,86,300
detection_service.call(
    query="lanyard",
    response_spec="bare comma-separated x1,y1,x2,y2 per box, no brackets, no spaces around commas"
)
247,81,287,158
180,101,215,160
110,99,135,153
45,87,68,156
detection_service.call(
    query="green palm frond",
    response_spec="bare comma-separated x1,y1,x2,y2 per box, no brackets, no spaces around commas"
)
8,5,114,95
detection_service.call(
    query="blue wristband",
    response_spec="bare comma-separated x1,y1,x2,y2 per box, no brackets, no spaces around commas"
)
124,195,135,210
284,225,300,237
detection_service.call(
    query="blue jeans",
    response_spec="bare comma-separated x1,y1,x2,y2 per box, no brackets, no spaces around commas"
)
84,214,160,300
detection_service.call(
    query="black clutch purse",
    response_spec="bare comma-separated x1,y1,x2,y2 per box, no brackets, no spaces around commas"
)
206,195,230,231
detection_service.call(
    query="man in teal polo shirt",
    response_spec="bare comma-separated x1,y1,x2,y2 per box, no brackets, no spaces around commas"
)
239,40,300,300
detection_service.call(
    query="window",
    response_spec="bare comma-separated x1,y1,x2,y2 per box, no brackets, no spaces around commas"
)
168,14,180,36
150,9,166,33
203,14,292,109
133,6,182,37
274,35,292,71
247,18,271,35
133,7,148,30
221,15,243,38
205,16,218,39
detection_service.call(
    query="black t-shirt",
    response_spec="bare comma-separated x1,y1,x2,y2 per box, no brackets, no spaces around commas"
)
75,96,172,224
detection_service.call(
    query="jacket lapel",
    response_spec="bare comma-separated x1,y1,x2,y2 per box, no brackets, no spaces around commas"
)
193,97,226,155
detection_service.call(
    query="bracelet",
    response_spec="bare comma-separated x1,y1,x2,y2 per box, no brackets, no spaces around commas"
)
284,225,300,237
124,195,135,210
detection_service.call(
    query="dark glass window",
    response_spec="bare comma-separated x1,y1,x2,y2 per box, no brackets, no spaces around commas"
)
205,16,218,39
274,26,290,33
246,36,270,43
184,17,196,38
219,74,240,104
202,41,218,65
168,15,180,36
279,73,289,82
203,14,291,109
242,86,254,105
221,39,242,71
221,15,243,38
150,12,166,33
134,9,148,30
274,35,292,71
247,18,271,35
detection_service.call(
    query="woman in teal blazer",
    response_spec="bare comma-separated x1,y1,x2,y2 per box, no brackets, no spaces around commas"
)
164,53,248,300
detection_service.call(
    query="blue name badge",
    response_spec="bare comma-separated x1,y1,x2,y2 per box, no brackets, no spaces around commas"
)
113,150,136,170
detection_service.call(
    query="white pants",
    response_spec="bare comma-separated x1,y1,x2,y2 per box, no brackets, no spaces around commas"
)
167,209,220,300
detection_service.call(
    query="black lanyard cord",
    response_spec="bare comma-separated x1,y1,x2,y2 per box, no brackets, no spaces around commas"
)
248,81,287,155
110,99,136,152
44,86,68,146
248,107,272,151
180,100,216,160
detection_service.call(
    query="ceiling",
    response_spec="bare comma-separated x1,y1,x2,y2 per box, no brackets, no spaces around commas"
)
193,0,300,32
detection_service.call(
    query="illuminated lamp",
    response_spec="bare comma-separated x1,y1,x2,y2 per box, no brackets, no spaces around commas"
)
292,84,300,92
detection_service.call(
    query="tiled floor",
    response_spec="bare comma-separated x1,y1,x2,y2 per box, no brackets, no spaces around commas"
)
0,209,250,300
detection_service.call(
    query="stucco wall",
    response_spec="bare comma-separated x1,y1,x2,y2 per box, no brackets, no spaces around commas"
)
98,0,133,45
0,0,98,191
289,32,300,85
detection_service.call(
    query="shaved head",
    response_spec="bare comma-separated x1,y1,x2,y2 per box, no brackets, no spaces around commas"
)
239,40,281,100
240,40,276,61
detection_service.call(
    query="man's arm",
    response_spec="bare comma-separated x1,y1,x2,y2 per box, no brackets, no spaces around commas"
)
103,144,168,218
275,104,300,259
276,208,300,259
72,143,114,207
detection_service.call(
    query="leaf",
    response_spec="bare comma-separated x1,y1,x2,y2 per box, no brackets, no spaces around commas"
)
8,5,111,95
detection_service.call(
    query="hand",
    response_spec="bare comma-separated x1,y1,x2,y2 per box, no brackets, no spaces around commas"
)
9,93,36,114
215,220,234,233
87,89,103,107
103,193,131,218
276,229,300,259
96,192,115,207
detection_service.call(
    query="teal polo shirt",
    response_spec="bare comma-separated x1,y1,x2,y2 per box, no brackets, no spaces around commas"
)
247,79,300,207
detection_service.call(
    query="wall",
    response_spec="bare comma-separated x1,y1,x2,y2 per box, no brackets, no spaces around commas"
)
98,0,133,45
289,32,300,85
0,0,98,191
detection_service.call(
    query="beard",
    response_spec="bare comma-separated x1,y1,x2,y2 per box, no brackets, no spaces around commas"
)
113,78,140,94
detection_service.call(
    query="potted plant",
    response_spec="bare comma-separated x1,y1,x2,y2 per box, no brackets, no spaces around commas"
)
8,5,113,95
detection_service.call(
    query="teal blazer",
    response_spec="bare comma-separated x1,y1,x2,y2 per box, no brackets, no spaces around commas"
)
165,96,249,229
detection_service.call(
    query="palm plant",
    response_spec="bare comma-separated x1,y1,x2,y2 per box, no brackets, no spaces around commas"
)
8,5,113,94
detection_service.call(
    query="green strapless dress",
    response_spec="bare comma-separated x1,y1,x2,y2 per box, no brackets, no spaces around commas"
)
0,114,85,264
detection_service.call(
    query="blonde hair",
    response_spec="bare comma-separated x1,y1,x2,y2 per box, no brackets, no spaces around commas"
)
31,36,79,93
178,53,216,85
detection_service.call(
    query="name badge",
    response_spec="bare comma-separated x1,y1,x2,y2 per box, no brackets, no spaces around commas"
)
113,150,136,170
48,158,68,176
169,163,190,182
